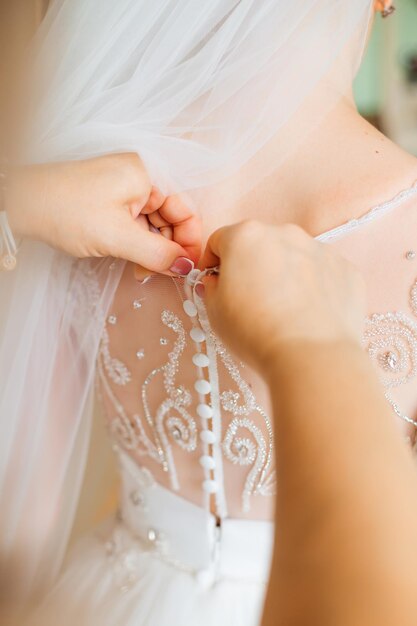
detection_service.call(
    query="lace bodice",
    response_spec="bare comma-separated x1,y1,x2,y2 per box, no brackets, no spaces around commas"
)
98,268,276,520
97,183,417,523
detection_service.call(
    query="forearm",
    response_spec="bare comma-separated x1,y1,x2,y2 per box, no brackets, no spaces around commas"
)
262,340,417,626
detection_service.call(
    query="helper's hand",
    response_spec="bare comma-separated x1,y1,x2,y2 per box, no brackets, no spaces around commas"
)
200,221,366,374
6,153,202,276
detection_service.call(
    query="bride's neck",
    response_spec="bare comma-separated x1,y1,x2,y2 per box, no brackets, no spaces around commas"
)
226,99,417,237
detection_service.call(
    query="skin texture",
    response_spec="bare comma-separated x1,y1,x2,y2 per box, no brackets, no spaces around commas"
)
202,222,417,626
200,221,366,373
5,153,201,278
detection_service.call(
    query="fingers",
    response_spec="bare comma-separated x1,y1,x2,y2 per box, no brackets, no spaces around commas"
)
201,273,218,300
147,211,173,240
157,195,202,264
200,225,233,269
141,186,166,215
135,188,202,264
129,185,165,219
110,211,190,273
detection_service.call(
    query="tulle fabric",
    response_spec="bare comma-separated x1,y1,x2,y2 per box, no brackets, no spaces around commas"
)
30,525,265,626
0,0,374,603
29,450,272,626
0,251,124,599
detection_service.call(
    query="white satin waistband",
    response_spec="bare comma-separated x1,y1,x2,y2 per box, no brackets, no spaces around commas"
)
117,450,274,585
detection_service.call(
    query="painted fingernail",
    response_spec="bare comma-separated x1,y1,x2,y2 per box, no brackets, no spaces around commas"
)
169,257,194,276
195,283,205,298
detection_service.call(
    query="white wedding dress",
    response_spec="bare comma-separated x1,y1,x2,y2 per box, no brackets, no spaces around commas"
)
3,1,415,623
31,182,417,626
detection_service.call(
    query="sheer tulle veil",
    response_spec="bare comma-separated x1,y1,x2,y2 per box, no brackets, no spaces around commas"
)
0,0,373,600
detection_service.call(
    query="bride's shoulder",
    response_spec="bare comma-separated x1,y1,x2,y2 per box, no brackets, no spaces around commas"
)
318,175,417,245
326,172,417,432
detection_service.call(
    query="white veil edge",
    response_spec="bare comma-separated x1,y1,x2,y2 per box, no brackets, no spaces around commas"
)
0,0,373,602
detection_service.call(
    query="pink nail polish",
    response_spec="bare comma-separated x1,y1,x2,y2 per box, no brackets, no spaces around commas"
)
170,257,194,276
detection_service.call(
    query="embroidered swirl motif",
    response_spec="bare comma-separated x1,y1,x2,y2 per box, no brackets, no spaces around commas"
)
100,309,196,492
212,335,276,512
362,275,417,431
363,312,417,389
97,354,160,461
152,311,197,490
101,327,132,386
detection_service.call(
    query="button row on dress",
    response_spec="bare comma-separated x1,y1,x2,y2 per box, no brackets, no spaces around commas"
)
194,379,211,395
192,353,210,368
185,288,219,501
199,455,216,470
190,327,206,343
200,429,216,444
197,403,213,419
183,299,198,317
202,479,219,494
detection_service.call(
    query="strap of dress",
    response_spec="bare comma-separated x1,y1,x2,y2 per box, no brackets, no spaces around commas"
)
317,181,417,243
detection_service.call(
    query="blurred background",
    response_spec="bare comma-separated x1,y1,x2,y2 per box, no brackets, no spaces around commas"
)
355,0,417,152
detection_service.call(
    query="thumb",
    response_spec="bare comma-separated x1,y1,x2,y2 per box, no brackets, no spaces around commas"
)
110,215,192,274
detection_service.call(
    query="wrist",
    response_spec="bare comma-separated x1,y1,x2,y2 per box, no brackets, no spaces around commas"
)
4,165,47,240
262,337,366,389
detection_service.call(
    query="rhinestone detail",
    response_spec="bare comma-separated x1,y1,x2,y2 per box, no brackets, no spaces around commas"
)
363,312,417,388
99,328,131,386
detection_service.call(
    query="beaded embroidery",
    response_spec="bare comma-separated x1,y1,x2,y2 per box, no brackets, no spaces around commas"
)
362,275,417,428
99,283,276,513
363,312,417,389
101,327,132,386
212,334,276,512
99,310,197,492
99,253,417,519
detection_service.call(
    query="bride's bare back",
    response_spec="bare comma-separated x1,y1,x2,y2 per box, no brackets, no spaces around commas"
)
98,105,417,522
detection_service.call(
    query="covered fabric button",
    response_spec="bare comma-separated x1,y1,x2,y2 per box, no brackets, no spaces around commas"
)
197,403,214,419
202,479,219,493
200,430,216,444
186,268,200,285
192,353,210,368
194,379,211,395
190,327,206,343
196,567,216,590
199,455,216,470
183,300,198,317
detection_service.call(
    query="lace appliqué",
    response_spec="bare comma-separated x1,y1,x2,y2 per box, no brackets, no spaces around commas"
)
101,327,132,386
364,312,417,388
213,335,276,512
98,310,197,491
363,278,417,428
